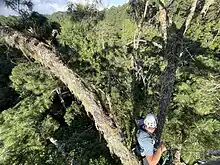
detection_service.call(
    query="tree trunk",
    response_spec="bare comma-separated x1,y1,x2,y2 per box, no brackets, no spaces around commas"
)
156,0,201,139
0,26,139,165
156,58,178,138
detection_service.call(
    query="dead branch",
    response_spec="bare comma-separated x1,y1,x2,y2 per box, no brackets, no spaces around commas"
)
158,0,168,44
126,39,163,49
201,0,215,17
166,0,175,9
182,0,199,35
134,0,149,50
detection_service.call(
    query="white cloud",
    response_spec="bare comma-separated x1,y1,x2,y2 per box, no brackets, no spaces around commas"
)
31,0,94,14
68,0,95,4
31,0,69,14
49,3,67,12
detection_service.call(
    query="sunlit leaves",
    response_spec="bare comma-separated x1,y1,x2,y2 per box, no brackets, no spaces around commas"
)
0,96,51,164
0,61,65,164
10,63,60,97
67,3,104,26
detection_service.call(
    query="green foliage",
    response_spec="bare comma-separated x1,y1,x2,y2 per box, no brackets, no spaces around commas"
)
0,61,119,164
0,12,61,42
10,63,60,97
127,0,158,25
25,12,52,39
166,8,220,162
47,11,70,23
164,60,220,163
98,4,133,45
67,3,104,26
0,93,65,164
0,62,66,165
0,45,17,111
23,12,62,41
60,17,135,146
0,44,27,111
1,1,220,164
89,156,111,165
0,16,23,30
56,101,121,165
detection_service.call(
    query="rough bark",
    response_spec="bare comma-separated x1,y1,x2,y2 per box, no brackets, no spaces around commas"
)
156,0,172,138
156,57,178,138
156,0,201,139
0,26,139,165
204,160,220,165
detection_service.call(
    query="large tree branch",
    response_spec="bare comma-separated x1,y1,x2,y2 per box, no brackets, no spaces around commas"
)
155,0,200,138
166,0,175,9
134,0,149,50
158,0,168,44
126,39,163,49
181,0,199,35
0,26,139,165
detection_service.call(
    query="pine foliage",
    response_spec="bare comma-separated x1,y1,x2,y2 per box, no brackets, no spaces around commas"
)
0,0,220,164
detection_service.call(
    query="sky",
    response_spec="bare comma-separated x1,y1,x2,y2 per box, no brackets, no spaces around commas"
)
0,0,128,16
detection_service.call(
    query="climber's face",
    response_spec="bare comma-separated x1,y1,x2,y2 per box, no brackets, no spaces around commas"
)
146,126,156,133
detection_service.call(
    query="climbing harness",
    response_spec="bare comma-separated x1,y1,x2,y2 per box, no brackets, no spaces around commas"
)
161,150,173,165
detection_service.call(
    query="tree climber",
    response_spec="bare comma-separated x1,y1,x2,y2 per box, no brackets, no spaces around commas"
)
51,29,59,46
136,114,167,165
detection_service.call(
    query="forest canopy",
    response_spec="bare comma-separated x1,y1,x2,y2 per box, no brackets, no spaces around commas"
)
0,0,220,165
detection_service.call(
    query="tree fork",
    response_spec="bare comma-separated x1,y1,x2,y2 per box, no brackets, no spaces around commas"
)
0,26,139,165
156,0,203,139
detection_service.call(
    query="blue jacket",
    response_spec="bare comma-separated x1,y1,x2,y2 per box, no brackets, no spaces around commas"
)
136,129,155,156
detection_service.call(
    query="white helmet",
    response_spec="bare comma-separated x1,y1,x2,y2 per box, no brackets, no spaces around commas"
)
144,114,157,128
